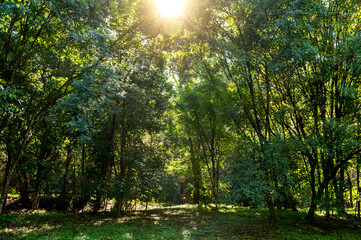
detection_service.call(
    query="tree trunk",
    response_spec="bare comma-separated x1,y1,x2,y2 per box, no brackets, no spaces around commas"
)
307,198,317,219
190,143,202,205
81,143,86,197
192,160,201,205
347,170,353,208
32,163,43,210
307,178,331,219
0,139,29,214
0,154,13,213
283,192,288,210
290,196,298,212
19,178,31,209
59,146,73,211
307,159,317,219
60,146,73,198
265,195,276,220
357,162,360,217
333,173,346,217
339,167,346,214
0,178,10,214
325,183,330,218
72,155,76,195
115,197,122,217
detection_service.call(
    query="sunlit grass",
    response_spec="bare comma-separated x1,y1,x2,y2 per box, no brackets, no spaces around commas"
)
1,207,361,239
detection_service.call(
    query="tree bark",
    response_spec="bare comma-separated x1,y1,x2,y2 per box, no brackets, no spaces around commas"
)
290,196,298,212
333,170,346,216
265,195,276,220
347,170,353,208
32,162,43,210
191,155,202,205
307,157,317,219
60,145,73,198
325,184,330,218
0,130,31,214
81,143,86,197
19,178,31,209
357,162,360,217
0,153,13,213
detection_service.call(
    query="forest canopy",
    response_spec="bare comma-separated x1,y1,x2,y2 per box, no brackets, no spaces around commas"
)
1,0,361,220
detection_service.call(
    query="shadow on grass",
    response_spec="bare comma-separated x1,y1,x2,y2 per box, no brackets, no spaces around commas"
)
1,207,361,239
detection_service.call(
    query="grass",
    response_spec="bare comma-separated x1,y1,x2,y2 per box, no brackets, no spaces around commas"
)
1,206,361,239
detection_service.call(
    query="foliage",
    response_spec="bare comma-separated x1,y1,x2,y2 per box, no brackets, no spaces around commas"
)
1,0,361,224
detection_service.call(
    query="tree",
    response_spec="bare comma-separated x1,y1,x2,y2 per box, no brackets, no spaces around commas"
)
174,78,230,207
175,0,292,219
273,0,361,218
0,0,108,213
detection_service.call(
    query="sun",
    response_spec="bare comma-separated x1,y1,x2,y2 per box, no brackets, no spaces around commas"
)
155,0,185,18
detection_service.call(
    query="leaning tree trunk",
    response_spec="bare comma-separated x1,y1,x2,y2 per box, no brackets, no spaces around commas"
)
0,133,30,214
0,154,13,213
0,146,26,214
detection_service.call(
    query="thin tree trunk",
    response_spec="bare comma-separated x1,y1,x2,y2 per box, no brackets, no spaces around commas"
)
333,168,346,216
81,143,86,196
265,195,276,220
307,159,317,219
347,170,353,208
60,146,73,197
191,155,202,205
290,196,298,212
72,155,76,195
116,196,122,217
32,162,43,210
357,162,360,217
340,167,346,214
325,183,330,218
189,138,202,205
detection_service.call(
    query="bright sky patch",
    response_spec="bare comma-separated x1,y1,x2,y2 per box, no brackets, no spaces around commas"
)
155,0,185,18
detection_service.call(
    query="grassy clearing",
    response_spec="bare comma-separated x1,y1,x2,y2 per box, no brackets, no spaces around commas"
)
1,206,361,239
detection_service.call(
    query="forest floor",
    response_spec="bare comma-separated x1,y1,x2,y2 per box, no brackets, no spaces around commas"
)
1,205,361,239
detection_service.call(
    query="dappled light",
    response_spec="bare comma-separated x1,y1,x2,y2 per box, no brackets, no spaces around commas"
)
2,207,361,239
1,0,361,238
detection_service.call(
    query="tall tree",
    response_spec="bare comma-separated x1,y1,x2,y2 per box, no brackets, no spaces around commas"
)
0,0,108,213
273,0,361,218
175,78,229,207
